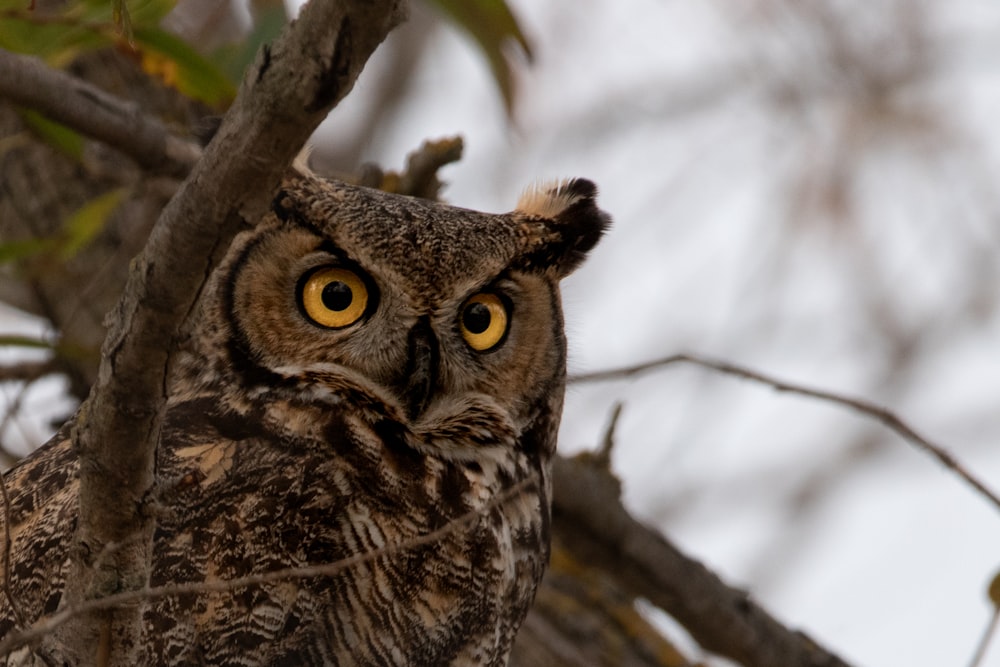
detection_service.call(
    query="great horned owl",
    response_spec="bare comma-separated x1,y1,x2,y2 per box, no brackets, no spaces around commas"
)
0,171,609,665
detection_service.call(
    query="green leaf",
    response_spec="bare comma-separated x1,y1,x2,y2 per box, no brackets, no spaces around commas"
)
18,110,85,160
0,188,126,264
426,0,532,114
60,188,128,259
132,25,237,107
0,335,54,350
0,0,177,63
0,3,112,62
0,238,53,265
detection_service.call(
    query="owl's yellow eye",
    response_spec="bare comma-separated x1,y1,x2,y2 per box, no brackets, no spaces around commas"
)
300,267,369,329
460,293,509,352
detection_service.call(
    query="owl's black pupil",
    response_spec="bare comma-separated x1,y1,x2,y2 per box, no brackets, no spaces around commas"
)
321,281,353,311
463,302,491,334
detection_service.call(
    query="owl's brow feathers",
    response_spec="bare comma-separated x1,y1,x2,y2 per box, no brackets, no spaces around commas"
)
271,173,610,282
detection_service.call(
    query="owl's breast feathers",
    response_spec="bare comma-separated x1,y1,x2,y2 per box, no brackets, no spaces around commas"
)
0,429,78,641
1,381,549,666
152,385,551,665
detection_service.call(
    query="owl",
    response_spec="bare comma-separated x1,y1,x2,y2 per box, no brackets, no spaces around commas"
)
0,170,609,665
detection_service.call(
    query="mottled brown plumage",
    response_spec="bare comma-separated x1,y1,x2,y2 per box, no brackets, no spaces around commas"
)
0,172,609,665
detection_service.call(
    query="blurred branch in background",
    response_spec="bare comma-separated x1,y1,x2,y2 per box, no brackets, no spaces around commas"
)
0,49,200,175
969,573,1000,667
545,453,853,667
570,353,1000,512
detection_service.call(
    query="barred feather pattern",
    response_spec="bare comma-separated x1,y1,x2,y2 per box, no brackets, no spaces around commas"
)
0,370,552,665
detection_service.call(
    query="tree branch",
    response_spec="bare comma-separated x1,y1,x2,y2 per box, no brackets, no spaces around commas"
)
551,455,853,667
0,360,58,383
0,48,201,176
569,353,1000,513
51,1,407,662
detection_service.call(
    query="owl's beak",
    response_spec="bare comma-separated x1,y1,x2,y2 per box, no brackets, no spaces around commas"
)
402,316,439,421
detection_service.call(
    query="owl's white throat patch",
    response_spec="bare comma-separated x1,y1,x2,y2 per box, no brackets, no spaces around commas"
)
271,362,517,464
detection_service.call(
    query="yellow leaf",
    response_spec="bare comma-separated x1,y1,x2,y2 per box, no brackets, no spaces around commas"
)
132,26,236,107
140,49,180,88
60,188,128,259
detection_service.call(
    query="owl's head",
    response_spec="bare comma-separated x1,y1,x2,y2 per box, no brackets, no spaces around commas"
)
186,172,609,460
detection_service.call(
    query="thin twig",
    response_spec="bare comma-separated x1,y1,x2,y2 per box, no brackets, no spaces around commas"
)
569,353,1000,513
594,401,623,468
0,382,32,454
0,360,58,383
0,476,535,656
968,607,1000,667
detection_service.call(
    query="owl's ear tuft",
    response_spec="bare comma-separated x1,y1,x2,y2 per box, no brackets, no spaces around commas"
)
516,178,598,220
272,160,321,223
271,188,298,223
515,178,611,278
